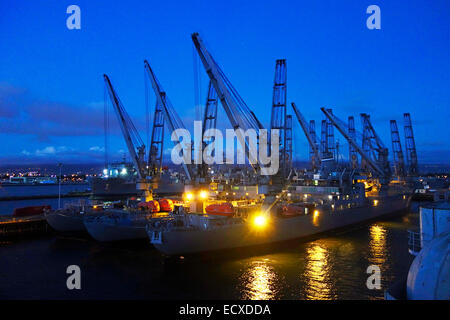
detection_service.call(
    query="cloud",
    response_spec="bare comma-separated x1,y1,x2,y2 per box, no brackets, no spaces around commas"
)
21,146,73,157
35,146,57,155
15,145,108,163
0,83,147,141
89,146,105,152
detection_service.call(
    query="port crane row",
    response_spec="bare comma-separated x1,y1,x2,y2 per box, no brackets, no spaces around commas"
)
103,32,418,193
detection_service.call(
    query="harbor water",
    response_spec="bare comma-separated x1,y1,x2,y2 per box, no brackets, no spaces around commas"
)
0,186,418,300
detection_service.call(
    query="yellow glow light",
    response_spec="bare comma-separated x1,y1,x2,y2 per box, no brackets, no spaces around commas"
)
253,215,267,228
314,210,319,217
184,192,194,201
373,200,379,206
199,190,208,199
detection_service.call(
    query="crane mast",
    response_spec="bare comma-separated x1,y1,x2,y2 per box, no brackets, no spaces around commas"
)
103,74,146,180
148,100,164,178
198,81,219,180
326,109,336,160
348,116,358,169
270,59,288,178
404,113,418,176
320,120,328,160
144,60,193,181
309,120,320,170
285,114,293,173
390,120,405,178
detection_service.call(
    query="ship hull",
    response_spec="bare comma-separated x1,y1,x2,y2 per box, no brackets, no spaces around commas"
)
151,196,410,256
91,177,138,200
45,212,85,232
84,218,147,242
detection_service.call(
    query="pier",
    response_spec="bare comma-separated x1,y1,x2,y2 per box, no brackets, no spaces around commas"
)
0,215,52,239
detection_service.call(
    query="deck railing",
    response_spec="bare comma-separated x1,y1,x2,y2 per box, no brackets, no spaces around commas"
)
407,230,421,255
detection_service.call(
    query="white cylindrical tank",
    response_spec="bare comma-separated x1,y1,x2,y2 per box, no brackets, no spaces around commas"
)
406,232,450,300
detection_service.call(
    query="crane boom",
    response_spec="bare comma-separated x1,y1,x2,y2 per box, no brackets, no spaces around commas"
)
103,74,145,180
320,108,385,177
291,102,321,164
191,32,262,173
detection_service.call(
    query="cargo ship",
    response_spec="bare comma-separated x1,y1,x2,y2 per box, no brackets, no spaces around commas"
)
45,201,99,232
91,162,184,200
91,162,139,200
146,180,411,256
82,199,178,241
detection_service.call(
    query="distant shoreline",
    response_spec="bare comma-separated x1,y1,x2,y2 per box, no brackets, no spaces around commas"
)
0,182,89,187
0,192,90,202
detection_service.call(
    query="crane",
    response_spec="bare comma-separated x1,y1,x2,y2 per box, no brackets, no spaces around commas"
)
270,59,288,178
348,116,358,169
103,74,146,180
285,114,293,172
291,102,321,170
148,99,164,179
390,120,406,178
191,32,264,174
309,120,320,170
198,81,219,180
144,60,194,181
404,113,418,176
326,109,336,160
320,120,328,160
320,108,387,180
360,113,391,179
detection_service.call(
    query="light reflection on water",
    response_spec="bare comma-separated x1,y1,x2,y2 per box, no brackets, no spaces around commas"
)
304,243,333,300
1,203,418,299
240,259,278,300
369,224,387,266
235,212,416,300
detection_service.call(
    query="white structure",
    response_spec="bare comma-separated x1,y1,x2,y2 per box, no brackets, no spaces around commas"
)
386,203,449,300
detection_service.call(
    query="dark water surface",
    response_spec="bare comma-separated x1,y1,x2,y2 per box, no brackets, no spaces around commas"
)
0,202,419,300
0,184,89,199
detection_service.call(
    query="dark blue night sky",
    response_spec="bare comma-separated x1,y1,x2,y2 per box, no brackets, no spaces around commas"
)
0,0,448,165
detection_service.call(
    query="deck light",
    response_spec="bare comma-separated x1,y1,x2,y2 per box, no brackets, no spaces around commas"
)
373,200,379,206
184,192,194,201
253,214,267,229
199,190,208,199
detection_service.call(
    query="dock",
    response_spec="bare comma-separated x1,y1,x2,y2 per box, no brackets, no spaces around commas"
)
0,214,52,239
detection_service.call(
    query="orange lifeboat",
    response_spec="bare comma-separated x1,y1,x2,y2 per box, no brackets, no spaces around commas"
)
205,202,234,217
138,200,160,213
158,199,174,212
